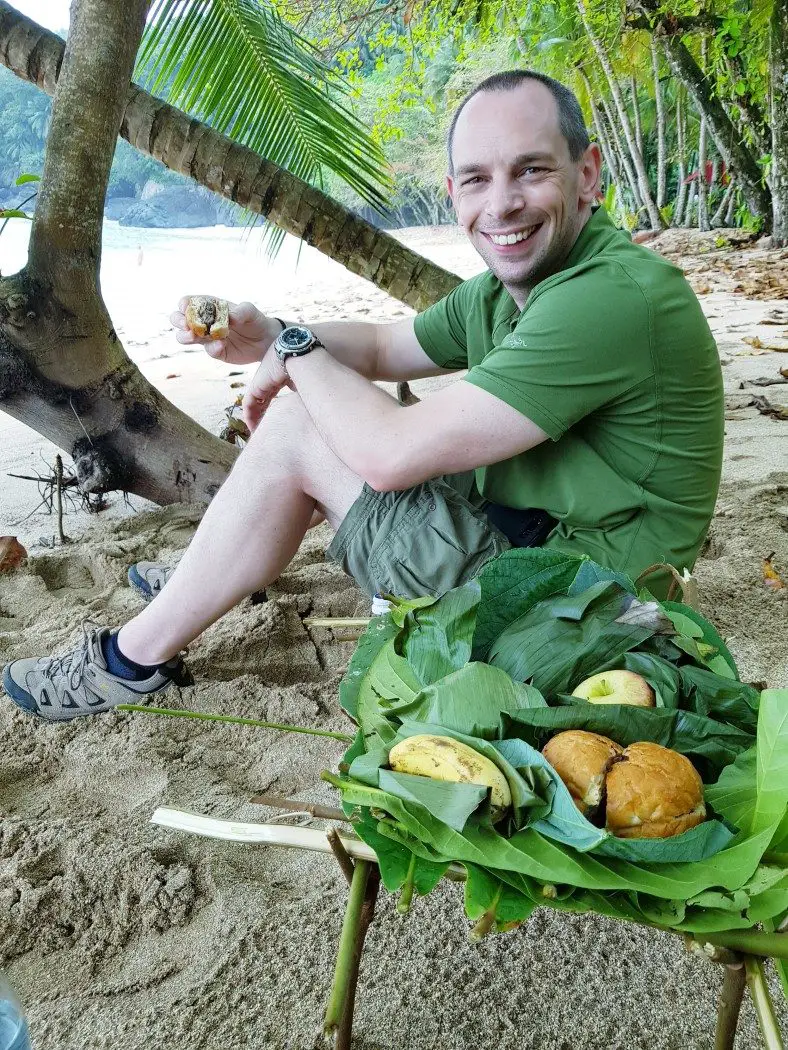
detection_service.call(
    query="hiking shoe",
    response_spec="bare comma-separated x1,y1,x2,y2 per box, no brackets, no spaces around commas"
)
128,561,175,601
1,624,181,722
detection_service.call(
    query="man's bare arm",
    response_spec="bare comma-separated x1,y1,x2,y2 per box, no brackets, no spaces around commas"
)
305,317,453,382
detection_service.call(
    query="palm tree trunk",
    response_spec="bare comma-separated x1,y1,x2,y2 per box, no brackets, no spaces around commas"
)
578,67,620,190
0,1,460,311
637,0,772,227
696,38,710,232
771,0,788,246
0,0,238,505
651,41,667,211
577,0,663,229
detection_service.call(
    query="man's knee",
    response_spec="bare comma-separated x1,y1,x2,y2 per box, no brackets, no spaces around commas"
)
242,393,323,468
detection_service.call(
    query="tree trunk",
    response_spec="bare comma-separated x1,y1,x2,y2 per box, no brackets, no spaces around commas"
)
599,92,643,211
630,76,643,159
651,40,667,211
771,0,788,246
637,0,772,227
673,90,688,226
0,1,461,311
0,0,239,505
577,0,663,229
696,38,709,231
578,66,621,191
711,179,736,227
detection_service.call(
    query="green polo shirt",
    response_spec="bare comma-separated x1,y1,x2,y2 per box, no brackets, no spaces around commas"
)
413,207,724,590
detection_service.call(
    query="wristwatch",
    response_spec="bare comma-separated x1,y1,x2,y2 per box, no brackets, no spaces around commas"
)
274,324,324,365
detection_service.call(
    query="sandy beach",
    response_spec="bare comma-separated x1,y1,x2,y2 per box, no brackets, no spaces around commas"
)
1,220,787,1049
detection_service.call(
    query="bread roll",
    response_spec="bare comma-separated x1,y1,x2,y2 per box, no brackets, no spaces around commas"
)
185,296,230,339
542,730,623,815
605,741,706,839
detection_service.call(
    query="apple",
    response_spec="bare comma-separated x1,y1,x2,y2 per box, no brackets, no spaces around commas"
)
571,669,655,707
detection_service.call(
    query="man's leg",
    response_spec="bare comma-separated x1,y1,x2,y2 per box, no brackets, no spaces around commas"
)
2,393,365,719
117,392,364,665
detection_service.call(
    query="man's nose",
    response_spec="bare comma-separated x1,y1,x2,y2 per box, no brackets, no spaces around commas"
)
484,178,526,220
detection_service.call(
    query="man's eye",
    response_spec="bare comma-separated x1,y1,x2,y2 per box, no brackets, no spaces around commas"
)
462,176,482,186
522,167,543,176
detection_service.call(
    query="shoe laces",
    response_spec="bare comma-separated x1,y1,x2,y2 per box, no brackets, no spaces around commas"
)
36,621,103,691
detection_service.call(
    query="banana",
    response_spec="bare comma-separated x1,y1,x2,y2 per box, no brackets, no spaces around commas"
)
388,734,512,818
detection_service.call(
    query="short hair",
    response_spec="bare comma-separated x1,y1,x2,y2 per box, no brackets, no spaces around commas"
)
447,70,591,172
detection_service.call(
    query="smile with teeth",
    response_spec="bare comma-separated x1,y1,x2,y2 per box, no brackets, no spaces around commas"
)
488,224,539,245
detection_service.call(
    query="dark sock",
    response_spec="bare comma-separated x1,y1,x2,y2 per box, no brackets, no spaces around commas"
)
102,630,162,681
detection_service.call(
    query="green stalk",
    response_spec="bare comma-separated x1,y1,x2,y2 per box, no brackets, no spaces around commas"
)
117,704,354,742
397,854,416,915
323,859,371,1041
703,932,788,962
745,957,785,1050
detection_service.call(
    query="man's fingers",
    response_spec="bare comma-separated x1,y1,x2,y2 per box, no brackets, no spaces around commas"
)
229,300,256,325
170,309,188,331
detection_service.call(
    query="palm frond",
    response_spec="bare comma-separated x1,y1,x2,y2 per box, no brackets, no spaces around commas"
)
136,0,393,250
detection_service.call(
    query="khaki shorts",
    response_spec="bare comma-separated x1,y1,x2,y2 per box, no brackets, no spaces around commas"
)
325,471,510,599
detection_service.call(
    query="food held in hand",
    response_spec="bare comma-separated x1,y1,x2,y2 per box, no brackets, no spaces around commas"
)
185,296,230,339
388,734,512,819
605,741,706,839
571,669,655,707
541,730,623,815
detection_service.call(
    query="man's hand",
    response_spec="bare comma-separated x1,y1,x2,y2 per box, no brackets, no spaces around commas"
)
171,297,281,365
241,352,292,432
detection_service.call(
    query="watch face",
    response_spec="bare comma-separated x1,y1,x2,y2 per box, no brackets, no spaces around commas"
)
279,325,313,353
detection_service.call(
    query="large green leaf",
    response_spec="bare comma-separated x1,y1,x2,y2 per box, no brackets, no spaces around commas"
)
401,580,480,686
338,615,400,722
487,581,670,698
137,0,392,251
389,662,546,740
753,690,788,839
678,666,760,734
473,548,583,658
662,601,739,679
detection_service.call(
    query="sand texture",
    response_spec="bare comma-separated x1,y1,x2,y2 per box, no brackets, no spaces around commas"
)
1,224,787,1049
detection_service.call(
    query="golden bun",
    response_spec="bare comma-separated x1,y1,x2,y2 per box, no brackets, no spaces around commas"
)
541,731,623,815
605,741,706,839
185,296,230,339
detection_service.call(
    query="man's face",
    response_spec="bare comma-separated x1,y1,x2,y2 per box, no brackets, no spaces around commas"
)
447,82,601,307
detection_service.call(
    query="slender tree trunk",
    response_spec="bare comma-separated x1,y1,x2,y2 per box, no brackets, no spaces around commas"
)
696,38,709,231
651,40,667,211
725,185,737,226
578,66,621,191
673,91,688,226
637,0,772,226
577,0,663,228
723,53,769,160
599,92,643,211
630,76,644,158
771,0,788,245
0,0,240,504
0,1,460,311
712,179,736,227
683,183,696,228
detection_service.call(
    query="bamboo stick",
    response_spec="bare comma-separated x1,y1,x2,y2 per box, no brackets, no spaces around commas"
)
327,827,356,885
303,617,371,629
249,794,346,821
323,860,371,1044
745,957,785,1049
118,704,354,743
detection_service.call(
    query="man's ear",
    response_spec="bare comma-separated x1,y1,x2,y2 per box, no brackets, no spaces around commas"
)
446,174,456,208
579,143,603,206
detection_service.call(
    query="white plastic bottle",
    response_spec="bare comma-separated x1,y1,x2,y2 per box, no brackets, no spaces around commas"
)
371,592,393,616
0,976,31,1050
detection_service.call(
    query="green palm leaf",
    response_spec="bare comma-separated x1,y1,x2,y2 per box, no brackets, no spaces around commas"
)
136,0,393,249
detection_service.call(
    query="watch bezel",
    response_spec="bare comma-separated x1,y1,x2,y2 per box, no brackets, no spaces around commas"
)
275,324,323,361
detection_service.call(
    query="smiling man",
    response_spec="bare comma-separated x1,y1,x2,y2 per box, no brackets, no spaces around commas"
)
2,70,724,720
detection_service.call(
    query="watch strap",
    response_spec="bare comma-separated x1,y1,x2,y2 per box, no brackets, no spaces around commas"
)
274,317,287,332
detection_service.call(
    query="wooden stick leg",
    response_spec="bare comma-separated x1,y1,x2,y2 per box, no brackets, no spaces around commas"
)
745,957,786,1050
323,860,375,1048
335,867,380,1050
715,964,746,1050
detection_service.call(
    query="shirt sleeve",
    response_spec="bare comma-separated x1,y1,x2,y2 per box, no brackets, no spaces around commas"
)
464,264,654,441
412,275,484,370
